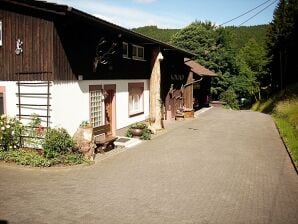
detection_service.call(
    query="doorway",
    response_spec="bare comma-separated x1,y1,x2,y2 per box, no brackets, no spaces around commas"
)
104,84,116,135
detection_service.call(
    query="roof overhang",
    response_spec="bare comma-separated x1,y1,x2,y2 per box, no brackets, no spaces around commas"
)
184,58,217,77
2,0,196,58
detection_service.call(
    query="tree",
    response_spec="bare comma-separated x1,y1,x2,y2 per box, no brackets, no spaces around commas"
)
234,38,269,100
171,21,238,100
267,0,298,90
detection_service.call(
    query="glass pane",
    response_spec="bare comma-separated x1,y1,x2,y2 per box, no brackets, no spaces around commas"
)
90,89,102,127
137,47,144,58
132,46,137,57
0,94,3,115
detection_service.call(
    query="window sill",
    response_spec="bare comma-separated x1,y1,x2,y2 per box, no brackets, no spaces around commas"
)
132,57,146,62
129,111,144,117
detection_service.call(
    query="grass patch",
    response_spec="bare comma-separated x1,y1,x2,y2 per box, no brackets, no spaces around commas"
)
273,116,298,167
251,83,298,169
0,148,89,167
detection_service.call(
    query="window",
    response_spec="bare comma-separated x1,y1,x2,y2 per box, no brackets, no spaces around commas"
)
90,86,103,128
0,21,2,46
0,87,5,115
0,93,3,115
132,44,144,60
128,83,144,116
122,42,129,58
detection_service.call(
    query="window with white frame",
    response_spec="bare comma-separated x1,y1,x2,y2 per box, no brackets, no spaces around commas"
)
132,44,144,60
0,21,2,46
122,42,129,58
90,86,103,128
128,83,144,116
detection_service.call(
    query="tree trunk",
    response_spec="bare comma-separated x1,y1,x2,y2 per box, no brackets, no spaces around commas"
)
149,49,164,133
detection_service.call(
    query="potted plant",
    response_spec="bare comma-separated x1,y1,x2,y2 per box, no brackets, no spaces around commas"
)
126,122,151,140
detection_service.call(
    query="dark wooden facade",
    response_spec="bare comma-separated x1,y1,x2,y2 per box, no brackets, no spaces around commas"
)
0,8,54,80
0,0,194,82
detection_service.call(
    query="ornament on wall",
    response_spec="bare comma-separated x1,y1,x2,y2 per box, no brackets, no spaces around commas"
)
93,34,122,72
15,38,23,55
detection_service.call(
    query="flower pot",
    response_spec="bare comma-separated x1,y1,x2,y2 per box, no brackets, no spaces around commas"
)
130,128,144,137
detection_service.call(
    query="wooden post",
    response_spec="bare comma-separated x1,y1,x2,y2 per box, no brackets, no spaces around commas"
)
149,49,164,133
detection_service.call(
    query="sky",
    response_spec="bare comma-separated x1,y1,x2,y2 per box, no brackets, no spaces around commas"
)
46,0,278,29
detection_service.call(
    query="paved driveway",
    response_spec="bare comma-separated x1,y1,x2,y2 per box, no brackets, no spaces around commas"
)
1,108,298,224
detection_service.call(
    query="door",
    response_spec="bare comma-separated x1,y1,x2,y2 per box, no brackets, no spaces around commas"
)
104,85,116,135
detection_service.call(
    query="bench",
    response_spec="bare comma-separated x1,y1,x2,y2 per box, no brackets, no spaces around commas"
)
93,124,117,153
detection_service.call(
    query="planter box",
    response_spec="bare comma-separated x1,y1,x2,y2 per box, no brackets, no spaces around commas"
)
184,110,194,118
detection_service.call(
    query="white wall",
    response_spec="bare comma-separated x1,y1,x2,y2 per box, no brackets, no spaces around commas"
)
0,81,49,125
52,80,150,135
0,81,18,116
1,79,149,136
0,80,149,136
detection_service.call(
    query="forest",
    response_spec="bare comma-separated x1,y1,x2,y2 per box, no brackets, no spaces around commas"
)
132,0,298,109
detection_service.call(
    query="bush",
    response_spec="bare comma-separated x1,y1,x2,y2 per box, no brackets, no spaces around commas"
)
42,128,75,158
126,122,152,140
23,114,46,149
220,88,239,109
0,115,23,151
0,149,88,167
0,149,51,167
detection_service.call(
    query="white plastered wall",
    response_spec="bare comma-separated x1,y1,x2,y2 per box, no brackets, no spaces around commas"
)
52,79,150,135
0,81,18,116
1,80,150,136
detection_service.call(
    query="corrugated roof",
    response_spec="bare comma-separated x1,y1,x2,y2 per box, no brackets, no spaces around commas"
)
184,58,217,77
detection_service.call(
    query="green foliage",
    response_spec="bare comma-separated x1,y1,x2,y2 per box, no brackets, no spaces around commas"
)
219,88,239,110
140,128,152,140
252,83,298,168
171,21,238,103
225,25,269,51
267,0,298,89
54,152,87,165
134,22,271,107
0,115,23,151
0,149,87,167
132,26,179,43
126,122,151,140
0,149,51,167
42,128,75,159
79,120,91,128
23,114,46,149
171,21,236,74
130,122,148,129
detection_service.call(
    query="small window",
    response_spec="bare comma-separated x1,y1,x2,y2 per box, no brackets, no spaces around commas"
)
128,83,144,116
122,42,129,58
0,21,2,46
0,93,4,115
90,86,103,128
132,44,144,60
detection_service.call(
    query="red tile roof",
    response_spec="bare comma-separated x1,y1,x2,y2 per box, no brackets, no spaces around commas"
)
184,58,217,77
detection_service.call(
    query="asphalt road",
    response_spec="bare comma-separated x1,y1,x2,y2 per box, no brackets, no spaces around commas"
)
0,108,297,224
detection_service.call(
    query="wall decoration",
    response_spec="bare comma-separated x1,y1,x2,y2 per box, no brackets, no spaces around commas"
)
15,38,23,55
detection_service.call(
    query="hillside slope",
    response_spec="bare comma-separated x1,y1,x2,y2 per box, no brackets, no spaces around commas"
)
132,24,269,51
252,83,298,169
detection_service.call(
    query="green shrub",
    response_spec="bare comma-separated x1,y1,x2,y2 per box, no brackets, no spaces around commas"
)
220,88,239,110
140,128,151,140
0,115,23,151
42,128,75,158
0,149,51,167
23,114,46,149
0,149,87,167
126,122,152,140
58,152,87,165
